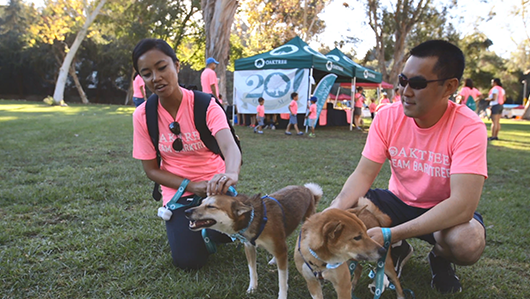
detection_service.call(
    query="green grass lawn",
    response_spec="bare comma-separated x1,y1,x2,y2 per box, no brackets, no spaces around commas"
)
1,99,529,299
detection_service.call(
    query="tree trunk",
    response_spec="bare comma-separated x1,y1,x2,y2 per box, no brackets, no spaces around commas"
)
52,0,107,105
69,62,89,104
523,99,530,120
202,0,238,104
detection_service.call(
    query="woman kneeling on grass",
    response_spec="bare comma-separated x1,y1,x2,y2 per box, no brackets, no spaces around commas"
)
131,38,241,270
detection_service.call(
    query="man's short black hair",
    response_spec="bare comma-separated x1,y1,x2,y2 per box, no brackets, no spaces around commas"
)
132,38,179,73
291,92,298,99
409,40,465,82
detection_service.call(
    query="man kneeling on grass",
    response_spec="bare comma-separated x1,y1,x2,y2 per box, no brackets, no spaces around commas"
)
328,40,487,294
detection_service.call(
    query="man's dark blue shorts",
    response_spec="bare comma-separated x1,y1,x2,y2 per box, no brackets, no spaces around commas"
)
364,189,485,245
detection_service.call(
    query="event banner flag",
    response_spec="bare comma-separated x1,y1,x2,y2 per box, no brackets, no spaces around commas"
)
312,73,337,124
233,68,310,114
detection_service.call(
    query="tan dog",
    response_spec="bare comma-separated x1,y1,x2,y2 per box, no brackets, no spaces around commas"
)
185,183,322,299
294,197,405,299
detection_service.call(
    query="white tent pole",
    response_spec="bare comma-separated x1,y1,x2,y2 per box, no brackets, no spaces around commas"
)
232,87,236,126
306,68,314,133
335,86,341,108
350,77,356,131
377,84,381,103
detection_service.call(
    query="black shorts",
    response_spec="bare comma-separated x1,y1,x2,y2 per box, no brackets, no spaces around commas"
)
364,189,485,245
353,107,362,116
490,104,503,115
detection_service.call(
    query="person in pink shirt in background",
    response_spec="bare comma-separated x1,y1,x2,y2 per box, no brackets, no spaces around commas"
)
328,40,487,295
369,98,377,119
457,78,481,112
285,92,303,135
201,57,220,101
392,87,401,103
353,86,365,130
486,78,506,141
307,96,318,137
131,39,241,270
254,97,265,134
132,74,147,107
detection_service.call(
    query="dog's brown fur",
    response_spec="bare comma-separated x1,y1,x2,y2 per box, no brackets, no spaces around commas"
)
185,183,322,299
294,197,405,299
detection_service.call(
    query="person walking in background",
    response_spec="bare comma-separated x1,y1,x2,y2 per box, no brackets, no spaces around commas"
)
285,92,303,135
457,78,481,112
392,87,401,103
369,98,377,119
201,57,220,100
353,86,365,130
379,92,390,104
254,97,265,134
307,96,318,137
486,78,505,141
132,73,147,107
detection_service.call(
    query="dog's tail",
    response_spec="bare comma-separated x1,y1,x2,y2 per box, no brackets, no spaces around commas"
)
303,183,323,219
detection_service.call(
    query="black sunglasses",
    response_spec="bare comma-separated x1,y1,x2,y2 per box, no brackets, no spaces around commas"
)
169,122,183,151
398,73,453,90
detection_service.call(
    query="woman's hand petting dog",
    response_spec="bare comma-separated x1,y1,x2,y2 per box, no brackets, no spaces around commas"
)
207,172,238,196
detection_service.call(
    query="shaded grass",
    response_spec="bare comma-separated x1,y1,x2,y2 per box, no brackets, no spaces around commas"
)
1,99,529,298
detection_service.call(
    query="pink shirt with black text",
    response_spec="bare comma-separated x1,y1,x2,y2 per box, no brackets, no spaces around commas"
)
132,88,228,205
362,101,488,208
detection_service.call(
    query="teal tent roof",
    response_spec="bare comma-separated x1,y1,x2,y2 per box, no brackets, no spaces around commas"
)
325,48,382,83
234,36,353,79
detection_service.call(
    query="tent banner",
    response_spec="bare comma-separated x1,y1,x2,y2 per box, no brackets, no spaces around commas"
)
312,73,337,124
233,68,309,114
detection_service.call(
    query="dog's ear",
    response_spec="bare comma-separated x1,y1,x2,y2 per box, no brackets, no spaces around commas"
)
348,205,367,216
323,220,344,243
231,199,252,217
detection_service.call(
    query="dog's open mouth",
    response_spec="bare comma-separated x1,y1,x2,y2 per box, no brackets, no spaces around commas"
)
189,219,216,229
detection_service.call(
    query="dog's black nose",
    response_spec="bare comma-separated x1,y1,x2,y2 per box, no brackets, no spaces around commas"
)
378,247,387,257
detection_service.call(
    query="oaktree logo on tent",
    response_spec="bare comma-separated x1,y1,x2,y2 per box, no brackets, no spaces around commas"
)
363,69,376,79
303,46,327,59
326,54,340,62
255,58,265,69
326,61,333,71
270,45,299,56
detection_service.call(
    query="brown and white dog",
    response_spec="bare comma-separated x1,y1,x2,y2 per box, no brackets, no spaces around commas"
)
185,183,322,299
294,197,405,299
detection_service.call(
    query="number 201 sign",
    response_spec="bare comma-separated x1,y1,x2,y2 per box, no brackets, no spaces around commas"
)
233,68,309,114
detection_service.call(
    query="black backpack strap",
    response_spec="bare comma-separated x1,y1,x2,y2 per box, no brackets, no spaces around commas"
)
192,90,242,161
193,90,222,155
145,93,162,201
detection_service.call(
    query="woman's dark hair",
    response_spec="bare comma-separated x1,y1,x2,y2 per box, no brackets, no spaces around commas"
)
409,40,465,83
132,38,179,73
464,78,474,88
356,86,363,92
493,78,502,87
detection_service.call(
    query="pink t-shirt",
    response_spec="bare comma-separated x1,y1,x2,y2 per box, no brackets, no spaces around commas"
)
257,105,265,117
200,68,219,100
369,102,377,113
392,94,401,103
459,87,481,104
380,98,390,104
354,93,365,108
488,86,505,105
309,104,317,119
133,75,145,98
289,100,298,115
132,88,229,205
362,101,488,209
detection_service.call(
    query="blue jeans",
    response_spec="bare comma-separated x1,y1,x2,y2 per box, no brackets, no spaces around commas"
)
133,97,145,107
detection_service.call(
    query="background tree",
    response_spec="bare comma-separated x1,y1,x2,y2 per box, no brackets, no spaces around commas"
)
201,0,238,102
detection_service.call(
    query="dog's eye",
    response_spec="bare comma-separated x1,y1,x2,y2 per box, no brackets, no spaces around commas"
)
353,235,362,241
206,205,216,209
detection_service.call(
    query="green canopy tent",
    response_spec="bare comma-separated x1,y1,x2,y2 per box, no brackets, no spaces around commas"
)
233,36,353,115
325,48,383,130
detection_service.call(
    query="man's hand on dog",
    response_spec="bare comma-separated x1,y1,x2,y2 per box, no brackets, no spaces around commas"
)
207,173,238,196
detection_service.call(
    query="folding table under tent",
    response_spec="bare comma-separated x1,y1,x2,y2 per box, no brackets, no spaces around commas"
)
233,36,354,118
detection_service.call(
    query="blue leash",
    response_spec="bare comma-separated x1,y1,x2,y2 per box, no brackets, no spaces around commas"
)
349,228,415,299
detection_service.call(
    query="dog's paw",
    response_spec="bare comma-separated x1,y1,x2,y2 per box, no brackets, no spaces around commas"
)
268,257,277,265
246,286,257,294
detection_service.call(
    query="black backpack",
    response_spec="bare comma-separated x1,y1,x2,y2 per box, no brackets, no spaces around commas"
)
145,90,241,201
